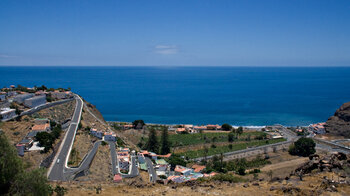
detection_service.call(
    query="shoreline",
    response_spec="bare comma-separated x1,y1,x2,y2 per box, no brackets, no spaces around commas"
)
107,121,309,128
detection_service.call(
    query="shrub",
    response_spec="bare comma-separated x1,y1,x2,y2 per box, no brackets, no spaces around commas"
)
221,123,232,131
289,138,315,157
212,173,245,183
238,167,246,175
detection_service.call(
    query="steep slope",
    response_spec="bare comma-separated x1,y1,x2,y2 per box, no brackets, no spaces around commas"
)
325,102,350,138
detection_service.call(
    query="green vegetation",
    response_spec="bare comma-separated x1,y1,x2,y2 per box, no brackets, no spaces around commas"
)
101,141,107,146
168,131,266,147
221,123,232,131
165,154,186,170
145,127,159,153
289,137,316,157
68,148,80,166
0,132,52,196
132,119,145,129
35,123,62,153
178,138,286,159
205,154,270,175
160,127,171,155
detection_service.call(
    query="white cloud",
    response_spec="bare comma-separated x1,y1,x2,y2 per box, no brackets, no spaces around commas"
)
154,45,178,55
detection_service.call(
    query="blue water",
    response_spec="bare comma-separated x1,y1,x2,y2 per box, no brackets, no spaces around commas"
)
1,66,349,126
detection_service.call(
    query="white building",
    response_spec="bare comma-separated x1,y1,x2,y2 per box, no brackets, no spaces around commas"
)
0,92,6,101
104,132,117,142
0,108,16,120
13,93,34,104
90,128,103,139
24,95,46,108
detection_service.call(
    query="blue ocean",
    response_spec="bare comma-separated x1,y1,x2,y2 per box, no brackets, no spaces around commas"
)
1,66,349,126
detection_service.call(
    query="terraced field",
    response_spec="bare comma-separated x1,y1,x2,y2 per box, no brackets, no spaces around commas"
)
178,138,286,159
168,131,266,147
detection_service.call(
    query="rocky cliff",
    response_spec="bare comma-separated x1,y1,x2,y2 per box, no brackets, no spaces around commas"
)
324,102,350,138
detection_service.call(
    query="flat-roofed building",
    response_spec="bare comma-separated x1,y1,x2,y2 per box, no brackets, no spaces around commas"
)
0,92,6,101
24,95,46,108
0,108,16,120
13,93,34,104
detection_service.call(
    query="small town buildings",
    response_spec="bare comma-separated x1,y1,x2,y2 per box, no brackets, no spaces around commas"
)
50,91,73,99
24,95,46,108
32,123,51,132
26,131,39,139
0,108,16,120
175,128,186,134
19,138,33,150
13,93,34,104
104,132,117,142
113,174,123,183
16,144,25,156
309,123,326,134
193,126,206,131
123,124,133,130
0,92,6,101
175,165,193,176
90,128,103,139
6,91,17,97
155,159,168,165
35,118,50,125
117,151,130,171
191,164,206,173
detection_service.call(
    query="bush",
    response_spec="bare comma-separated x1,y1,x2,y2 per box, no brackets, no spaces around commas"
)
211,173,245,183
222,123,232,131
101,141,107,146
238,167,246,175
289,138,315,157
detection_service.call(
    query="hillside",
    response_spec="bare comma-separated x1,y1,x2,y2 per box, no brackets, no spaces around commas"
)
325,102,350,138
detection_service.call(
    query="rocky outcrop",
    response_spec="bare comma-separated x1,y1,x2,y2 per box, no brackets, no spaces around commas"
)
293,152,350,176
324,102,350,138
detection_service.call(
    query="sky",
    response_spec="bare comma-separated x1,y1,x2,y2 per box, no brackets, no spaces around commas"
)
0,0,349,66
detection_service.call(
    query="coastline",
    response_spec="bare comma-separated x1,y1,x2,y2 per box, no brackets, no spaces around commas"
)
107,121,309,128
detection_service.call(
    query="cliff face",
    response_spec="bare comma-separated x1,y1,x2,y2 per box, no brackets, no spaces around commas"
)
324,102,350,138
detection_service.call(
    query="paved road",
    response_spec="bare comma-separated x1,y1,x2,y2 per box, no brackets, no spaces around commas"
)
145,157,157,182
109,142,118,175
48,95,83,181
1,98,74,122
121,152,139,178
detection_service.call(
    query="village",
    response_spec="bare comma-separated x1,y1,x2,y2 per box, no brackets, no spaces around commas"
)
1,84,347,188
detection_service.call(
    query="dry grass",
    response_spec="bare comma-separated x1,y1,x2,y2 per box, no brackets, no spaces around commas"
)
74,144,113,183
55,171,350,196
0,119,33,144
33,101,75,124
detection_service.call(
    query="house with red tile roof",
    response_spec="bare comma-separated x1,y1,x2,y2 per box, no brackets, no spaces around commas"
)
113,174,123,183
191,164,206,173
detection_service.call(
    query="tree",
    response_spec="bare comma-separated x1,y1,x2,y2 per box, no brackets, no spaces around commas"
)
0,133,23,194
10,169,52,196
221,123,232,131
166,154,186,170
289,137,316,157
35,132,54,152
132,120,145,129
238,167,246,175
0,132,52,196
145,128,159,153
160,127,170,155
237,126,243,138
228,132,234,142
